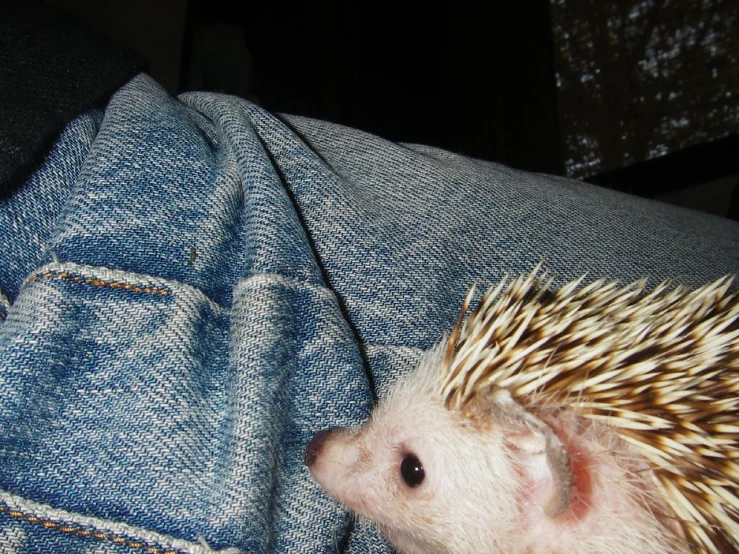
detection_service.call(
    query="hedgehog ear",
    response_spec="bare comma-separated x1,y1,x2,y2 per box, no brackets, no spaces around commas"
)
474,388,573,519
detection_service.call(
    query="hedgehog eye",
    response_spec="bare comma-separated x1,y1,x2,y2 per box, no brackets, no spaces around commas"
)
400,453,425,487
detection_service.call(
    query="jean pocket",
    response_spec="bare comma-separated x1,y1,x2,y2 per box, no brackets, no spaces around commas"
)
0,262,231,546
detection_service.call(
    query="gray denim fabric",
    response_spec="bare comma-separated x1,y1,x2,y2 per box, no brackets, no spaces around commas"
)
1,74,737,553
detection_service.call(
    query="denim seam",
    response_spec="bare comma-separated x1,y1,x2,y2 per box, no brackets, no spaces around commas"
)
0,505,183,554
23,262,227,315
24,263,336,308
28,271,170,297
18,264,430,354
0,492,239,554
235,272,335,300
17,264,424,352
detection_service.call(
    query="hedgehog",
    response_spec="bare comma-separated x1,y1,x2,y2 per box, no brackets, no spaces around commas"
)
305,266,739,554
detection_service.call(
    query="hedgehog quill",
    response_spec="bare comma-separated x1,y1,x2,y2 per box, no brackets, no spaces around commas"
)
306,266,739,554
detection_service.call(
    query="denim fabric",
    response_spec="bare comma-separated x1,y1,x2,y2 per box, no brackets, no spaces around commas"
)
1,73,738,553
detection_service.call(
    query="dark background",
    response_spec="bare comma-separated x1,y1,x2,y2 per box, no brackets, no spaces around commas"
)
42,0,739,220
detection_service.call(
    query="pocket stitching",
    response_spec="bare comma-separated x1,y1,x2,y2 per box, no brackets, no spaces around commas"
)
28,271,170,297
0,504,185,554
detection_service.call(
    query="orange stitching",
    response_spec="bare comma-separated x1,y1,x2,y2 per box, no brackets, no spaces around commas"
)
0,505,182,554
29,272,169,296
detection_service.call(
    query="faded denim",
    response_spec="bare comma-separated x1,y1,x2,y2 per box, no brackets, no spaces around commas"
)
1,74,738,553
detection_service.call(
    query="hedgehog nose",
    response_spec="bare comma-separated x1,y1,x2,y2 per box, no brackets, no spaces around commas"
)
305,428,335,466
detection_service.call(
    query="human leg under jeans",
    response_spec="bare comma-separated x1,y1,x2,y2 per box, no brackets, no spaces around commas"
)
0,74,737,553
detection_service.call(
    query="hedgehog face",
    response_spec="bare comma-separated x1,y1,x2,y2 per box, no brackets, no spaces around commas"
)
306,364,689,554
306,352,522,553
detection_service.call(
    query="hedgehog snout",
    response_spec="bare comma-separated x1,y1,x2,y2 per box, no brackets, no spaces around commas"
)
305,428,338,466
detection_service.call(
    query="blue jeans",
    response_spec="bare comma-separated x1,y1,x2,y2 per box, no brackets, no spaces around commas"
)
1,74,737,553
